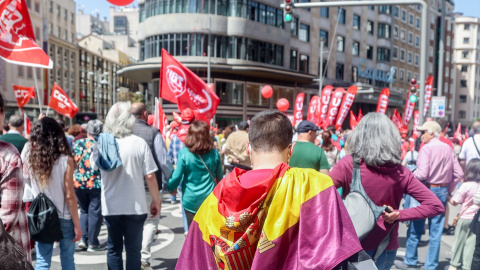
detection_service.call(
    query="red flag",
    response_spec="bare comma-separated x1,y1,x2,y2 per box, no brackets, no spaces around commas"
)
23,113,32,135
286,114,295,126
0,1,52,68
376,88,390,114
412,111,420,139
423,76,434,116
293,93,305,125
391,109,402,129
349,111,358,130
172,111,182,123
306,96,319,123
159,49,220,122
12,84,35,108
454,123,462,141
403,91,416,126
317,85,334,126
465,127,469,139
357,108,363,121
335,86,358,130
48,83,78,118
323,88,345,129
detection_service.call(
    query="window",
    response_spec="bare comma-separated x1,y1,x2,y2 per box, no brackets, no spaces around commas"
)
338,8,346,24
414,54,419,65
393,6,399,17
459,95,467,103
366,45,373,60
26,0,31,8
464,37,470,44
299,23,310,42
400,29,406,41
17,66,24,77
336,35,345,52
400,49,405,60
407,52,412,63
368,6,374,11
367,20,374,35
408,33,413,44
319,59,328,77
320,7,329,18
34,1,40,12
465,24,471,30
291,17,298,37
463,51,470,58
353,14,361,30
460,79,467,87
461,64,468,72
319,29,329,47
217,81,244,105
416,17,420,29
352,41,360,56
459,110,466,119
290,50,297,70
378,23,391,38
415,35,420,46
377,47,390,62
392,47,398,59
409,13,413,25
407,72,411,82
378,5,391,14
336,63,344,80
401,9,406,21
299,54,309,73
393,26,399,38
399,69,405,80
246,83,269,106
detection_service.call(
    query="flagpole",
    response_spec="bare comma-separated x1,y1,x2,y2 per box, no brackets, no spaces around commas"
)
32,67,43,115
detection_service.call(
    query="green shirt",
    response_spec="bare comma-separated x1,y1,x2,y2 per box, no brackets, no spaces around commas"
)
0,133,27,154
168,147,223,213
289,141,331,171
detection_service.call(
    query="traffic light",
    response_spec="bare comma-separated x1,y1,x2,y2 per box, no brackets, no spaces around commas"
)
284,0,294,23
409,78,419,103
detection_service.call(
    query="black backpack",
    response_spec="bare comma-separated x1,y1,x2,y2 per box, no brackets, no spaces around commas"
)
27,193,63,243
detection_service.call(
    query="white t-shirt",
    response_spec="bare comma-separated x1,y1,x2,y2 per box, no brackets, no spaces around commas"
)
459,134,480,165
91,135,158,216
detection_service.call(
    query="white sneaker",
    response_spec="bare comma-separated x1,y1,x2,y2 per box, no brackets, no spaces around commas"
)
447,266,457,270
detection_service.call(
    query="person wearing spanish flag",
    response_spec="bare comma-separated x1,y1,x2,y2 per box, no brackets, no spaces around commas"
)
174,110,363,269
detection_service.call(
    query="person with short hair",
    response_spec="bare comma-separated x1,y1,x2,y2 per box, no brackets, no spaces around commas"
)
289,120,330,174
57,118,74,149
0,114,27,153
224,121,251,171
72,120,104,252
321,130,339,168
176,110,363,269
436,118,454,149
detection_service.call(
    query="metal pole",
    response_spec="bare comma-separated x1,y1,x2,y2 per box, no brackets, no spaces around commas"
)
113,71,116,104
96,70,100,118
318,40,324,97
32,67,43,114
419,2,427,124
437,0,446,97
207,16,211,84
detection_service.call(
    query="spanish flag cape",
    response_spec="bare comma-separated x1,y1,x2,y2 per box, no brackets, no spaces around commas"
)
176,163,362,269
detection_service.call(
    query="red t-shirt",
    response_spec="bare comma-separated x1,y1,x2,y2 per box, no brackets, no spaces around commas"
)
239,169,274,188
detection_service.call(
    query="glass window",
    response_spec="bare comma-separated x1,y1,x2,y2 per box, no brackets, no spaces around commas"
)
459,110,466,118
272,87,294,108
414,54,419,65
377,47,390,62
463,50,469,58
367,20,374,35
465,24,471,30
338,8,346,24
290,49,297,70
393,6,399,17
291,17,298,37
393,26,398,38
407,52,412,63
336,35,345,52
400,49,405,60
401,10,406,21
299,54,309,73
415,36,420,46
366,45,373,60
378,5,391,14
460,80,467,87
392,47,398,59
378,23,391,38
460,95,467,103
409,14,414,25
353,14,361,30
464,37,470,44
461,65,468,72
216,81,244,105
336,63,344,80
246,83,269,106
352,41,360,56
400,29,406,40
299,24,310,42
319,29,329,47
416,17,420,28
320,7,329,18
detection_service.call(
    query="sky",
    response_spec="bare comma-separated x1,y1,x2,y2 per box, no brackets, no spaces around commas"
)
77,0,479,21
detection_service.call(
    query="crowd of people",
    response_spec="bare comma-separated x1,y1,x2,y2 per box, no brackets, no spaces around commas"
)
1,87,480,270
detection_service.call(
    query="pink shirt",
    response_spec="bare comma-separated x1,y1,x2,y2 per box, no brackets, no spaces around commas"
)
414,138,464,192
452,182,480,220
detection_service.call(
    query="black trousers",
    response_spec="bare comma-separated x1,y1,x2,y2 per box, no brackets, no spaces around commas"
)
473,234,480,269
185,210,196,229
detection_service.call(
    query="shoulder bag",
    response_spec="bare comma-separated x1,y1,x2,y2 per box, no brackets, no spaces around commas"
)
197,154,218,184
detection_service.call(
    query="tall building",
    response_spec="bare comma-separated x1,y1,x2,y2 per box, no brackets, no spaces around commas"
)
76,9,109,38
454,16,480,125
117,0,455,127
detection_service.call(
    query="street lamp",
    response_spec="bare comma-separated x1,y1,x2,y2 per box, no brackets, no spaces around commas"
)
88,70,109,118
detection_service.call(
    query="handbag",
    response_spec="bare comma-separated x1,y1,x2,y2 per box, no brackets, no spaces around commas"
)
0,218,34,270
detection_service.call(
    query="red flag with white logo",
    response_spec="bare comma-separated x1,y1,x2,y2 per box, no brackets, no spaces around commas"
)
316,85,334,126
392,109,403,129
323,87,345,129
357,108,363,121
48,83,78,118
335,85,358,130
412,111,420,139
423,76,434,117
153,98,168,139
376,88,390,114
159,49,220,122
12,84,35,108
306,95,319,123
349,110,358,130
0,0,52,68
172,111,182,123
403,92,416,126
23,113,32,135
293,93,305,126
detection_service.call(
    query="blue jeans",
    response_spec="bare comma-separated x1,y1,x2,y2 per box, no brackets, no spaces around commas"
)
104,214,147,270
35,219,76,270
365,249,397,270
75,188,103,246
404,186,447,270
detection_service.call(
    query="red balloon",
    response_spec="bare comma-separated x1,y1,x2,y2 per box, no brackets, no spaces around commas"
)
261,85,273,99
106,0,135,6
276,98,290,112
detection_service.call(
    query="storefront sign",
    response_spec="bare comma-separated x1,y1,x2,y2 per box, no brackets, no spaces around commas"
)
357,59,396,84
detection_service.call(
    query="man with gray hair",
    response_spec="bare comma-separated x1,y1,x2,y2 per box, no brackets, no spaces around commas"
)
399,121,463,270
0,114,27,153
459,121,480,169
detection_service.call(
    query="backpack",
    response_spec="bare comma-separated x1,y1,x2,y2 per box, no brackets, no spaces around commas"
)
26,193,63,243
405,151,417,172
0,218,34,270
343,159,395,261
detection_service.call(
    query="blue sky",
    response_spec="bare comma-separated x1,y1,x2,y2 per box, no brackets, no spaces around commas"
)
76,0,479,20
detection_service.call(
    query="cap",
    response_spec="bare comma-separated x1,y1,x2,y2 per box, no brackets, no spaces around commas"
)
180,108,195,124
296,120,319,133
416,121,441,133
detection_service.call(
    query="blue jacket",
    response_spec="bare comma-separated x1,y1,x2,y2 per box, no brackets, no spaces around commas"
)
95,132,122,171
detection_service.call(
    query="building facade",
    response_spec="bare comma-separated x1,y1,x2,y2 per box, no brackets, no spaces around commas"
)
76,9,109,38
454,16,480,125
118,0,455,127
